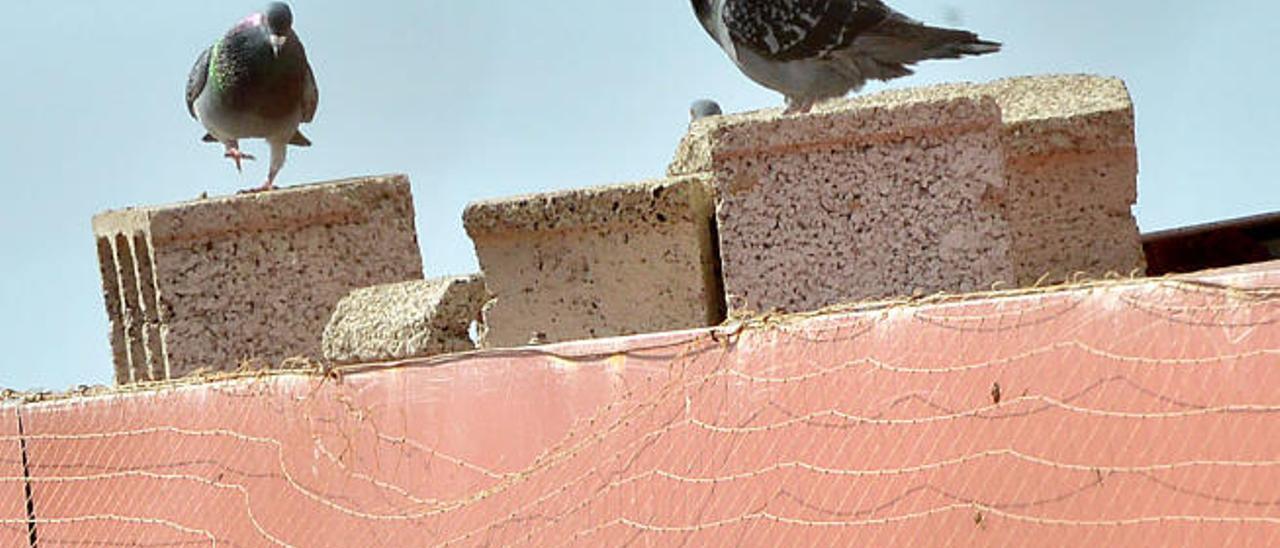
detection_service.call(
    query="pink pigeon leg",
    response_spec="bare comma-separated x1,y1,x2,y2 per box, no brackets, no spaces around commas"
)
783,97,815,115
240,138,287,193
222,142,256,173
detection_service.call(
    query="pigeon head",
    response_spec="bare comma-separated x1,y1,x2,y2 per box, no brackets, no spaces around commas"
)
690,99,723,122
264,2,294,57
690,0,713,23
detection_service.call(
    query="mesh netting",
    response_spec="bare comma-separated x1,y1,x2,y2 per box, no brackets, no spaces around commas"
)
1,269,1278,546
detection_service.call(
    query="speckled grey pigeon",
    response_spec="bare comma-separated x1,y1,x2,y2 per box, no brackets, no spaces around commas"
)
691,0,1000,114
186,2,318,192
690,99,723,122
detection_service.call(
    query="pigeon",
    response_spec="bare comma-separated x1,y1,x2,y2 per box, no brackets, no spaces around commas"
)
186,2,318,192
690,99,724,122
691,0,1000,114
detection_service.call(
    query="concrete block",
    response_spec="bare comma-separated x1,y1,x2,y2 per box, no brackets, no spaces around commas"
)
464,176,722,348
670,74,1145,315
322,275,487,364
92,175,424,383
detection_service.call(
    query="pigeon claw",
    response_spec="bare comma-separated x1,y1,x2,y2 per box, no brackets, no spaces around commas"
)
223,149,257,173
238,180,275,195
783,99,815,116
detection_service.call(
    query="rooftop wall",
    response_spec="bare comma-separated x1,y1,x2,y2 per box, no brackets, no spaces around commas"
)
3,262,1278,546
89,74,1148,375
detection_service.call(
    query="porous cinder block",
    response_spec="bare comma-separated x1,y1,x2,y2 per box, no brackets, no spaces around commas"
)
670,74,1144,315
92,175,424,383
322,275,487,364
463,176,722,348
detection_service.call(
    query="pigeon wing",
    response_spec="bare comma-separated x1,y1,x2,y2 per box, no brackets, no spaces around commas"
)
185,46,212,119
301,61,318,123
723,0,891,62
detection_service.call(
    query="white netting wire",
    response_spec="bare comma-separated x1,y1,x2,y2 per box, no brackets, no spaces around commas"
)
0,273,1278,546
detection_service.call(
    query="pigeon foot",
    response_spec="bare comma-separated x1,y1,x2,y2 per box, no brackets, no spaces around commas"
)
238,180,275,194
783,100,815,116
223,149,257,173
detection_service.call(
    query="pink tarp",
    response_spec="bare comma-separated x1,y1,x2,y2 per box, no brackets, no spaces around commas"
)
13,262,1280,546
0,407,31,546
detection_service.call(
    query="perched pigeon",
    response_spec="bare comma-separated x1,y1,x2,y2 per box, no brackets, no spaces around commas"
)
691,0,1000,114
186,2,318,192
690,99,724,122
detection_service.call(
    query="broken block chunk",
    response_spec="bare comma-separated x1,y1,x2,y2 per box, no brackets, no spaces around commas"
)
322,275,487,364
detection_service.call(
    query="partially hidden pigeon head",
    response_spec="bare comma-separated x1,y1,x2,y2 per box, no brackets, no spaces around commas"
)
689,0,713,21
690,99,723,122
264,2,293,56
265,3,293,34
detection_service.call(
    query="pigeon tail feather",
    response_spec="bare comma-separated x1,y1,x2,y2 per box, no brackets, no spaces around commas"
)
860,19,1002,64
958,39,1002,56
913,26,1002,59
289,131,312,147
826,21,999,90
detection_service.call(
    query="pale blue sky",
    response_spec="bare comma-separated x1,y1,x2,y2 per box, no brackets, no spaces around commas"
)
1,1,1276,390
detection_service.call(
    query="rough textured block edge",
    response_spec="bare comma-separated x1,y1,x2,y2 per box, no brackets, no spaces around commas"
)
463,177,715,236
670,74,1136,177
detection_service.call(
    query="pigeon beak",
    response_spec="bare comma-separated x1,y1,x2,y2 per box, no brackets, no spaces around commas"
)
269,35,287,57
